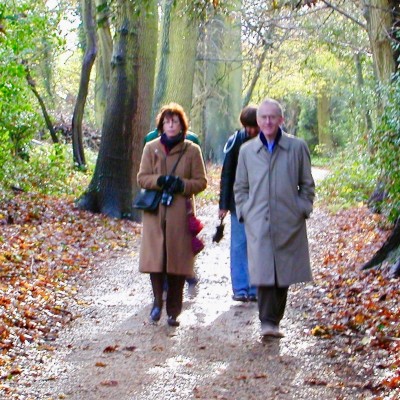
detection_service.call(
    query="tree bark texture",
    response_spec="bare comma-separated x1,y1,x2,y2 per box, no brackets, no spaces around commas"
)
24,62,58,144
94,0,113,129
151,0,198,124
77,0,157,220
354,52,374,154
130,1,158,221
72,0,97,168
361,218,400,270
362,0,396,83
203,1,243,162
316,91,332,152
151,0,174,124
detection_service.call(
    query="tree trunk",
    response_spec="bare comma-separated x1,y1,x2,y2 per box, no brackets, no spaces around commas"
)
72,0,97,168
94,0,113,129
151,0,173,124
23,61,58,144
362,0,396,83
77,0,157,220
361,218,400,271
202,0,243,162
151,0,198,124
242,47,267,108
131,2,158,221
354,52,373,140
316,91,332,153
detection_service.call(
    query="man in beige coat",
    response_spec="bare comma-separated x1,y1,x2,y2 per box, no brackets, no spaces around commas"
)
234,98,315,338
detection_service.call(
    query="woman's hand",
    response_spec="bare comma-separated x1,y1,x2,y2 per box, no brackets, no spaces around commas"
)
157,175,184,193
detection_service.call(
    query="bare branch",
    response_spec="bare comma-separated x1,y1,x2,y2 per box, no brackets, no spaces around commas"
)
321,0,366,29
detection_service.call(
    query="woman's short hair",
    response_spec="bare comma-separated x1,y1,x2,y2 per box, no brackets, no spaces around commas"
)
156,103,189,134
240,106,258,127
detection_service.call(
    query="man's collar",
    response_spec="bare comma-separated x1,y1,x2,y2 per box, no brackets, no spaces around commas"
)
255,128,289,152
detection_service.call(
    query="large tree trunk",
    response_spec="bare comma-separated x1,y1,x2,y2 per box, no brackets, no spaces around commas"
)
94,0,113,129
71,0,97,168
202,0,243,162
362,0,396,83
77,0,157,220
130,1,158,221
151,0,198,124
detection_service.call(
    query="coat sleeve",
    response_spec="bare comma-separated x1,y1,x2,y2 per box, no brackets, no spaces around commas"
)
182,144,207,196
219,135,237,210
137,144,161,190
233,147,249,222
298,140,315,218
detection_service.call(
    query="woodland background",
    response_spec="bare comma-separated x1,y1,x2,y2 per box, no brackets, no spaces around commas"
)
0,0,399,222
0,1,399,396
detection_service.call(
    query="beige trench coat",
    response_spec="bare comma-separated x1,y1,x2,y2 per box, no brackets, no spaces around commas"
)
234,132,315,287
137,139,207,276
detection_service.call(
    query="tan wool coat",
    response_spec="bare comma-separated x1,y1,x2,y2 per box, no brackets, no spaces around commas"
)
137,139,207,276
234,132,315,287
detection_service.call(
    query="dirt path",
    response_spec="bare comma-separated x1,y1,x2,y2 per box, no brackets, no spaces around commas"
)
10,166,379,400
8,167,374,399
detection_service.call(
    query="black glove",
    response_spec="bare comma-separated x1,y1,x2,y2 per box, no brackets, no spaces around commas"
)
157,175,169,188
171,176,184,193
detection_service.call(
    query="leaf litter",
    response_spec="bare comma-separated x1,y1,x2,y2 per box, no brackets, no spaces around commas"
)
0,166,398,399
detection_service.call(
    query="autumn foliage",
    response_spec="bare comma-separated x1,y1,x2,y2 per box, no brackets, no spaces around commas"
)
0,168,399,397
307,206,399,396
0,193,138,381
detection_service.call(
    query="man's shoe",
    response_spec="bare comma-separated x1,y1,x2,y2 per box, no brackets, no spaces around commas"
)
232,294,248,302
150,306,162,322
167,316,180,327
261,323,284,338
248,295,257,302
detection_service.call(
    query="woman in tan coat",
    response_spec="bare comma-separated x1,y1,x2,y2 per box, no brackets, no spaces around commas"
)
137,103,207,327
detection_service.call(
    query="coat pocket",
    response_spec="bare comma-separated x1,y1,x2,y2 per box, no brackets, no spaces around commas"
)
296,196,312,218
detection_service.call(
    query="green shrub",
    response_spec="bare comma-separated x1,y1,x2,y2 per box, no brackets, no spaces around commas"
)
372,78,400,222
317,144,378,209
0,143,94,197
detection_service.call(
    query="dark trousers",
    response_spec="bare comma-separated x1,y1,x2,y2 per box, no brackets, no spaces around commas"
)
150,273,185,318
257,285,289,326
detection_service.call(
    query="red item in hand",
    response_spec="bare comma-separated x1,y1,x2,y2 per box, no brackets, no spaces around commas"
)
192,236,205,255
188,214,204,235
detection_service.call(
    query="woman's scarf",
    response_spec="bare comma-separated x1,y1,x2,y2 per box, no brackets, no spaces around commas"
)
160,131,185,153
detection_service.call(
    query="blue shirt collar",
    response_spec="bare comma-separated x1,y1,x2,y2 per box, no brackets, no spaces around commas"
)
259,128,282,153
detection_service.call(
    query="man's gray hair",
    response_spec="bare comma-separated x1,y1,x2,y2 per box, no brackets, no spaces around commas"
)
258,98,284,117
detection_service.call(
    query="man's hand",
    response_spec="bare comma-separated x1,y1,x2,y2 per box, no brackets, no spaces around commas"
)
219,209,228,219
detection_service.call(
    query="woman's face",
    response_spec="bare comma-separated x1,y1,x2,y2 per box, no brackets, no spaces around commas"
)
163,114,182,138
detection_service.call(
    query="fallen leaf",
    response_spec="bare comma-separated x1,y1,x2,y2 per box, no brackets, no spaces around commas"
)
100,380,118,387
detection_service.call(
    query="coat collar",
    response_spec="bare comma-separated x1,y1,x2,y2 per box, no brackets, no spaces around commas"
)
154,138,188,156
254,129,290,153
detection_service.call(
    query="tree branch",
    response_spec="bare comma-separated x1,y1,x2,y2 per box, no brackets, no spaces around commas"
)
321,0,366,29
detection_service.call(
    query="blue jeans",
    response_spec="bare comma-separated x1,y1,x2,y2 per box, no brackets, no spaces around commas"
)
230,212,256,297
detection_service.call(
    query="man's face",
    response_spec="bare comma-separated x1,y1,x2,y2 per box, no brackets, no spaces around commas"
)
257,103,283,140
245,125,260,138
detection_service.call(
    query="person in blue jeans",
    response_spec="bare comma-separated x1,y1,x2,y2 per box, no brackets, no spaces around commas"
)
218,106,259,302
